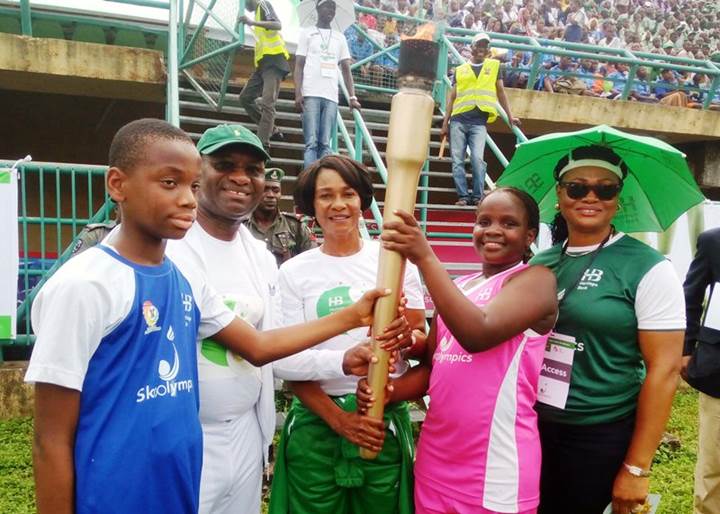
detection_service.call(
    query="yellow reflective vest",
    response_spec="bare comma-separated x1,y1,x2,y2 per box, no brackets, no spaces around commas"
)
253,4,289,67
451,59,500,123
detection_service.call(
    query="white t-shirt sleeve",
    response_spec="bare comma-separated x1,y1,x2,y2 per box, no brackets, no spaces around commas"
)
195,280,236,340
635,259,686,331
402,262,426,311
25,255,130,391
272,261,346,380
296,27,309,57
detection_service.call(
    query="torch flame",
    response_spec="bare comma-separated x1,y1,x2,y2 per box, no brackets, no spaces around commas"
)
401,22,435,41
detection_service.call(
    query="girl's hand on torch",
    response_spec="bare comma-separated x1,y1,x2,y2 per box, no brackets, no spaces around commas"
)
378,313,413,353
356,377,394,415
381,210,435,266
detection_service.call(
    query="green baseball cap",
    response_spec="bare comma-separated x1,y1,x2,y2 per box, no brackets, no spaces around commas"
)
265,167,285,182
196,124,271,162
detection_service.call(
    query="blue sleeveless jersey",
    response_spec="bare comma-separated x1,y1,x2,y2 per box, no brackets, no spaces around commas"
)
75,247,203,513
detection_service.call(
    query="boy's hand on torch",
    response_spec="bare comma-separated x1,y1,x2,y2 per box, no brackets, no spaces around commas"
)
356,377,394,415
351,288,392,326
381,209,435,266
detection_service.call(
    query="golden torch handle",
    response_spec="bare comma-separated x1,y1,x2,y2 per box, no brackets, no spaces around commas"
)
360,88,435,460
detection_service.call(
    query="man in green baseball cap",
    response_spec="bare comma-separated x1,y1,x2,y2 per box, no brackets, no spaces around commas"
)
166,122,380,514
246,167,317,266
196,123,271,162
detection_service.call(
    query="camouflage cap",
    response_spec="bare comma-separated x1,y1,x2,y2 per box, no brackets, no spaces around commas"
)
265,167,285,183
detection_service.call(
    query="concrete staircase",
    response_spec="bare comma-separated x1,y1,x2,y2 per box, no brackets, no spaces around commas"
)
179,85,488,284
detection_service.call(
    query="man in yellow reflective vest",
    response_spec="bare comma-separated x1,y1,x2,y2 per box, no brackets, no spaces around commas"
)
239,0,290,148
440,33,520,206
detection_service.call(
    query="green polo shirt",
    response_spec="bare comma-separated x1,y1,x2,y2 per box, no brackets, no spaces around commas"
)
531,235,666,425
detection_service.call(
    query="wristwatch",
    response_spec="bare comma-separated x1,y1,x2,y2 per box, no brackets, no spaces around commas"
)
623,463,651,477
349,95,358,101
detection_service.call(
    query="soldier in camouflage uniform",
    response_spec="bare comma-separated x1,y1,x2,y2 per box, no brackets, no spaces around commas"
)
246,168,316,266
70,219,117,256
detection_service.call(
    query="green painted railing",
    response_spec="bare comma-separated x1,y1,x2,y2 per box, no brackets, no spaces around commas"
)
352,5,720,109
3,160,114,349
0,2,168,50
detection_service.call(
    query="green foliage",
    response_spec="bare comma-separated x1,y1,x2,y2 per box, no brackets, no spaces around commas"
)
0,417,35,514
0,388,700,513
653,388,699,514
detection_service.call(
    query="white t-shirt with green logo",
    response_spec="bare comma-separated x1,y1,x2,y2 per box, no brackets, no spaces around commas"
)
275,239,425,396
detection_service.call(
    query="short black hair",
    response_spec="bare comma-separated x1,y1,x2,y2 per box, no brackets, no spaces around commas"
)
108,118,193,171
481,187,540,234
294,155,374,217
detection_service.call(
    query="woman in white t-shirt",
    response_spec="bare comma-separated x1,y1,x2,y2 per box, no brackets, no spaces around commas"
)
269,155,426,514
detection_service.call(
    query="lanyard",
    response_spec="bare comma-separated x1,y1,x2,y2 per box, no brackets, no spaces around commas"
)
557,229,614,308
317,28,331,52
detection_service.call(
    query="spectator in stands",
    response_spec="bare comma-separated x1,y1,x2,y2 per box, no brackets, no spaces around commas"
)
238,0,290,149
599,23,623,49
607,63,629,98
501,0,518,26
629,66,658,102
655,68,689,106
544,55,575,92
295,0,362,169
587,18,604,44
563,0,587,43
504,50,529,88
356,0,377,29
441,33,520,206
649,36,663,54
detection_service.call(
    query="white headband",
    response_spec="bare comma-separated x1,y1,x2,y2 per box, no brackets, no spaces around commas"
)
558,158,625,180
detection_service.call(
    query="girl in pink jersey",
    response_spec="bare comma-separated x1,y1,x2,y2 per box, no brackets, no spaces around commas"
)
358,188,558,514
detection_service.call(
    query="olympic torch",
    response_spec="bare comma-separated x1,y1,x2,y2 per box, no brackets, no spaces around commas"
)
360,25,439,460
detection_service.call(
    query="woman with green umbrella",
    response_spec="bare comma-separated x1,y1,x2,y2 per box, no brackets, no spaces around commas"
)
500,138,690,514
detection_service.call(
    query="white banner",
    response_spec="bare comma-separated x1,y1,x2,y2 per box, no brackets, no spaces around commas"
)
0,165,19,339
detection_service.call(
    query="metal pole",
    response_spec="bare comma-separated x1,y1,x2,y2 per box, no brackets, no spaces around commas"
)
20,0,32,36
167,0,180,126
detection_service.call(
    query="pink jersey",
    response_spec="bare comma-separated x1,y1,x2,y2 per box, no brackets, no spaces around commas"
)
414,262,549,513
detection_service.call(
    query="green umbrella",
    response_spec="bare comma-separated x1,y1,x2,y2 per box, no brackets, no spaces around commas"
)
496,124,705,233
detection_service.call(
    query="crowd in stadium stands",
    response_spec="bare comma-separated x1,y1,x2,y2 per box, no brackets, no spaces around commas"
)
345,0,720,108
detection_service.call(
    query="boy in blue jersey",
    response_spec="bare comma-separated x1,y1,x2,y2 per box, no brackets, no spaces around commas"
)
26,119,392,514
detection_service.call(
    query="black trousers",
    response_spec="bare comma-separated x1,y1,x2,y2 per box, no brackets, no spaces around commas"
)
538,414,635,514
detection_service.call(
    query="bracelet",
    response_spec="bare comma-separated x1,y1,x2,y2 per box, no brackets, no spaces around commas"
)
349,95,358,101
623,462,651,477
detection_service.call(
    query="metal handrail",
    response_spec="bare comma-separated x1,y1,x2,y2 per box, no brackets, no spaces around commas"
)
3,160,114,347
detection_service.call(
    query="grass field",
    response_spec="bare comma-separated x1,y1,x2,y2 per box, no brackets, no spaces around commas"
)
0,388,699,513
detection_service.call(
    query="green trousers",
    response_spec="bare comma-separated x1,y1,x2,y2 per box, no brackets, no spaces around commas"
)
269,395,414,514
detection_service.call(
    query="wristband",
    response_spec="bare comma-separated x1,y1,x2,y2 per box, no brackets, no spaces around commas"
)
623,462,651,477
349,95,358,101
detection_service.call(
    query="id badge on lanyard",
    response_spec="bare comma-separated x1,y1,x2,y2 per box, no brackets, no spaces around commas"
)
320,52,336,78
537,332,577,409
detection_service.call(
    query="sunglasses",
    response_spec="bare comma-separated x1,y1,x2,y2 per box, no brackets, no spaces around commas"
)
559,181,622,201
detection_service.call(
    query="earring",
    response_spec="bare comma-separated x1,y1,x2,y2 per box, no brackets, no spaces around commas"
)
617,202,623,211
554,203,559,211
